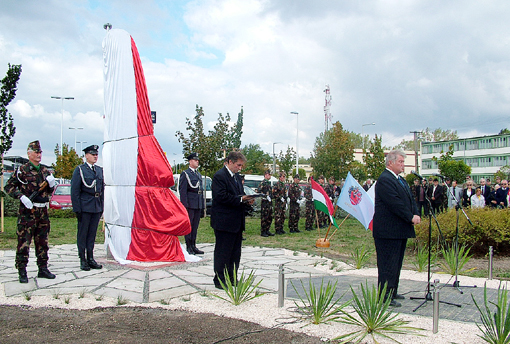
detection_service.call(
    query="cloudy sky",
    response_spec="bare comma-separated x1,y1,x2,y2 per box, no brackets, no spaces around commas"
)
1,0,509,167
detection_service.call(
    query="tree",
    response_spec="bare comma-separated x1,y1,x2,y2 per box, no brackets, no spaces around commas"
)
349,160,367,183
498,128,510,135
394,127,459,150
0,64,21,157
433,146,471,183
310,121,354,180
241,143,271,174
363,134,385,179
277,146,296,179
495,166,510,180
176,105,244,177
52,143,83,180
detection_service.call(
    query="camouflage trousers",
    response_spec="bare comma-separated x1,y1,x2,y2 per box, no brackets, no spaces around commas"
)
288,202,300,231
260,200,273,232
16,207,50,270
274,201,286,232
305,201,314,230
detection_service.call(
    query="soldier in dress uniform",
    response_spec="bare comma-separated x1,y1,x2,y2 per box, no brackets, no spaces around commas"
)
179,152,205,255
304,176,315,231
71,144,104,271
288,174,302,233
272,171,287,235
5,140,56,283
258,170,274,237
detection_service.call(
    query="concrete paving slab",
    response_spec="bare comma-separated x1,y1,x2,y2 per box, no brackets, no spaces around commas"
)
148,270,172,280
148,285,199,302
94,287,144,303
150,277,186,292
122,269,147,281
106,278,144,293
35,273,76,287
4,279,38,296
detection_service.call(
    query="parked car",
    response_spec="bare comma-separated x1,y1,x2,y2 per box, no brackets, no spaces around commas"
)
49,184,72,210
171,175,213,214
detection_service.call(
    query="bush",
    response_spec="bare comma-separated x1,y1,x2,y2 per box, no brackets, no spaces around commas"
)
2,195,19,217
415,208,510,256
48,208,77,218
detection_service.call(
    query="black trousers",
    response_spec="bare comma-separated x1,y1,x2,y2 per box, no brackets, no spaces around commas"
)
374,238,407,299
184,208,201,243
77,212,101,257
213,229,243,286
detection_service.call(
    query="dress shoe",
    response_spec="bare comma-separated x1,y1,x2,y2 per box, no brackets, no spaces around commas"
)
214,283,224,290
393,294,405,300
186,246,195,255
18,268,28,283
80,259,91,271
192,246,204,255
389,300,401,307
38,268,56,279
88,259,103,269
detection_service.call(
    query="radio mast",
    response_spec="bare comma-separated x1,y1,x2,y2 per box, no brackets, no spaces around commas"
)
324,85,332,133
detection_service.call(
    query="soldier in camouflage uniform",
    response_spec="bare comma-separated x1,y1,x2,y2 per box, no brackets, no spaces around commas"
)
258,170,275,237
288,174,302,233
304,176,314,231
5,141,56,283
272,171,287,234
318,175,328,228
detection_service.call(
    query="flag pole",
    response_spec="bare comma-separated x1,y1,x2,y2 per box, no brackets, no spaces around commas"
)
323,205,338,240
328,213,350,241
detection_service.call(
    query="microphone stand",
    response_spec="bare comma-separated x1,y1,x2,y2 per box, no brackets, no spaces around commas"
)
441,178,476,294
410,179,460,311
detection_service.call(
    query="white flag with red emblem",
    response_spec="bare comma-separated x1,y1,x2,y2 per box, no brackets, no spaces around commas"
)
336,172,374,230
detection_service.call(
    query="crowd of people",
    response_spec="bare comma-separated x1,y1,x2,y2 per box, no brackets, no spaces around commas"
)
256,171,342,236
411,175,510,215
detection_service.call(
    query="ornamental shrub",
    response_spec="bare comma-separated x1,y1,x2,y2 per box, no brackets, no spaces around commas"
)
414,208,510,256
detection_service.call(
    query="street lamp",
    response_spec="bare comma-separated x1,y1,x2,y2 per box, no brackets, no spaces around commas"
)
272,142,281,174
69,127,83,151
77,141,87,154
51,96,75,155
361,122,375,149
291,111,299,176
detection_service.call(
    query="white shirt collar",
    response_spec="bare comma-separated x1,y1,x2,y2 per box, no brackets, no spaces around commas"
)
86,162,94,169
385,167,399,179
225,166,235,177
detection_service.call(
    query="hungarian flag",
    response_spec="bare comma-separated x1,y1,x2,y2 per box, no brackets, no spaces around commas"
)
311,178,338,228
336,172,374,230
102,28,191,264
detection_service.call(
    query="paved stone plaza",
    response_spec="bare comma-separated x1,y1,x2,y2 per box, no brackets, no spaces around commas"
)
0,243,503,324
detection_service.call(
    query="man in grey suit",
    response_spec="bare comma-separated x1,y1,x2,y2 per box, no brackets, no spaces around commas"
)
373,149,421,307
179,152,205,255
71,145,104,271
211,151,254,289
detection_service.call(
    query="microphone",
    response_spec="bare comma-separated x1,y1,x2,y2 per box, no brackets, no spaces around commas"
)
432,172,447,179
411,170,424,180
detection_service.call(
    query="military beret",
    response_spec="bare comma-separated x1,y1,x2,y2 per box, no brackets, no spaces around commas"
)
27,140,42,153
83,145,99,154
294,174,300,180
187,152,199,161
264,169,271,175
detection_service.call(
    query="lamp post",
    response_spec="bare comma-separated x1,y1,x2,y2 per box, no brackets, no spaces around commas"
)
77,141,87,154
361,122,375,149
51,96,75,155
69,127,83,151
291,111,299,176
272,142,281,174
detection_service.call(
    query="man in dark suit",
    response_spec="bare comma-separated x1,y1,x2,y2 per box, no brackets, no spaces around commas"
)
495,180,509,208
479,178,491,206
211,151,254,289
373,149,420,307
71,145,104,271
427,178,443,214
179,152,205,255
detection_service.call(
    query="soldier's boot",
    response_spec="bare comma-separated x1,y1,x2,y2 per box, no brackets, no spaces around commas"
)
185,238,195,255
87,251,103,270
38,267,56,279
261,231,269,237
294,228,301,233
79,252,90,271
266,230,275,236
18,268,28,283
192,240,204,255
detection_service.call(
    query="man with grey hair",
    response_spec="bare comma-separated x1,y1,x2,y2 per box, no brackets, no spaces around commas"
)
479,178,491,206
373,149,420,307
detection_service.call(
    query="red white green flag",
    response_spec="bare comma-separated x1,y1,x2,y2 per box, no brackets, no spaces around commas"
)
311,178,338,228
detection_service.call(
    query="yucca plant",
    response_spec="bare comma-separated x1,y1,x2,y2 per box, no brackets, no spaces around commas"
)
440,243,475,275
335,282,424,343
412,244,437,273
472,282,510,344
291,278,350,325
212,266,264,306
351,244,372,269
